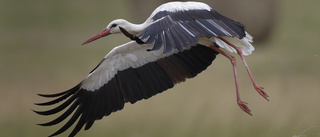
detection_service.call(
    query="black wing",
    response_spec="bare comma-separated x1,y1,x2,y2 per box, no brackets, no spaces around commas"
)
139,9,245,53
34,44,219,137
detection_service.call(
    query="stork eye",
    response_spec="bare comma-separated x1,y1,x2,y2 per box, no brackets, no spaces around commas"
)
111,24,118,28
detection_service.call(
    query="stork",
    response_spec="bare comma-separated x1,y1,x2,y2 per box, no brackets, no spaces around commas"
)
34,1,268,137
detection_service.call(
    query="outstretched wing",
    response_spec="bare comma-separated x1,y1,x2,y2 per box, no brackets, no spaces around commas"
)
34,41,219,137
139,9,246,53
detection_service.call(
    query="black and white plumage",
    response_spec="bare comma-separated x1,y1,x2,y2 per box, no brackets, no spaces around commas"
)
35,1,268,137
82,1,254,56
35,42,219,137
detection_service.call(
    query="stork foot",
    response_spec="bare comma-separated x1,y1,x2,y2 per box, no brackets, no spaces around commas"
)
255,85,269,101
238,100,252,116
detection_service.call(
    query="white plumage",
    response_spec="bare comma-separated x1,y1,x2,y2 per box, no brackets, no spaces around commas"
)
214,32,254,55
149,1,212,17
81,41,180,91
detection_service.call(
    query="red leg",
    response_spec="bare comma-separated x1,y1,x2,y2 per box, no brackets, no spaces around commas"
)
209,45,252,116
218,37,269,101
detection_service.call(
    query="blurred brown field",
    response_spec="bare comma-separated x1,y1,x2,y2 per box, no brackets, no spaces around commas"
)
0,0,320,137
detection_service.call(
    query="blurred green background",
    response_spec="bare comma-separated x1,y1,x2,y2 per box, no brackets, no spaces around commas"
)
0,0,320,137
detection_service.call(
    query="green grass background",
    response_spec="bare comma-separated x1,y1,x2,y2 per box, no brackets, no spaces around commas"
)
0,0,320,136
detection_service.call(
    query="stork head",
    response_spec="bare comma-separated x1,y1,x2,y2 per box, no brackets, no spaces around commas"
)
106,19,131,34
81,19,131,45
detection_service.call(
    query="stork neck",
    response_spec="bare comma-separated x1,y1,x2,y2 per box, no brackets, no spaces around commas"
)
124,21,148,35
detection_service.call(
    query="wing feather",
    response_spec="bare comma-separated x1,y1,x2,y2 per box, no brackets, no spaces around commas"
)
35,42,219,137
139,9,246,53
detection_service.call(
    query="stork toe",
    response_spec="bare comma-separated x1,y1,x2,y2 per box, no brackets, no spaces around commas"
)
237,100,252,116
255,85,269,101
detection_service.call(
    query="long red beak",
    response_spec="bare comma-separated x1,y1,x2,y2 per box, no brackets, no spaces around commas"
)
81,28,111,45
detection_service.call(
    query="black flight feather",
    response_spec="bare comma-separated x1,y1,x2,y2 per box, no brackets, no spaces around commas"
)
35,44,219,137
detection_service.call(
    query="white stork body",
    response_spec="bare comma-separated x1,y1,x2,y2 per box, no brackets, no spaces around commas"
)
35,1,268,137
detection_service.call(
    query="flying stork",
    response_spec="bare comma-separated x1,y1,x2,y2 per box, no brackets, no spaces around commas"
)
34,1,268,137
